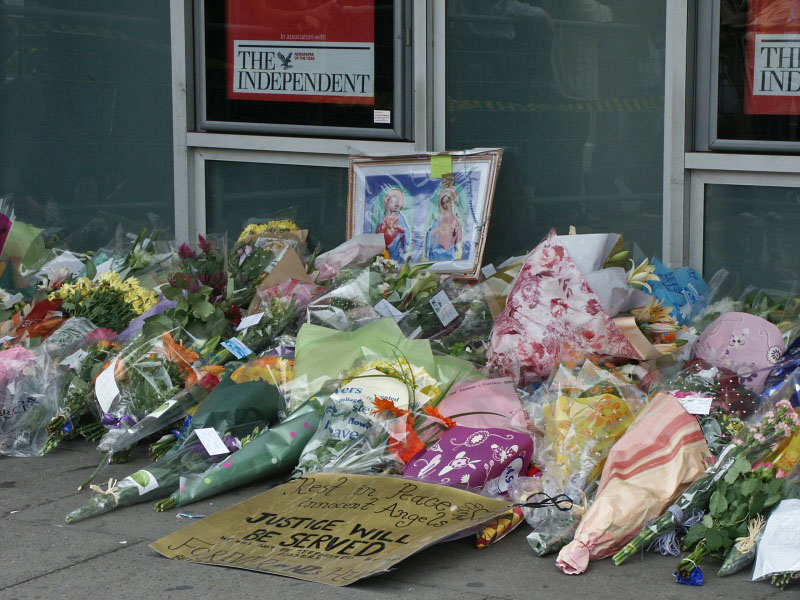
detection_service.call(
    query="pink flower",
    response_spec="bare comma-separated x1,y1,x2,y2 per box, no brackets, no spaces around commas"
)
178,243,196,259
778,422,793,438
776,468,787,478
753,432,766,443
86,328,117,342
197,234,212,254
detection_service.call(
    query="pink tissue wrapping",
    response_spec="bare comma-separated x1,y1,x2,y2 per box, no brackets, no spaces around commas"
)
555,393,709,574
486,230,640,386
437,377,524,430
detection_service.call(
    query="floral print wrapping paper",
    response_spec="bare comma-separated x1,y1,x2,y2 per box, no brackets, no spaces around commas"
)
486,230,640,385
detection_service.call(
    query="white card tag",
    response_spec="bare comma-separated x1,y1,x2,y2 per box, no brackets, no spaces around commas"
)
237,311,264,331
481,263,496,278
95,357,120,413
194,428,230,456
125,470,159,495
60,349,88,369
677,395,713,415
429,290,458,326
149,399,178,419
374,299,404,322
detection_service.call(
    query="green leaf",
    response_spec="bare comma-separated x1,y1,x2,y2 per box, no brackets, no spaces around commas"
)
704,528,726,552
724,456,751,485
683,524,708,550
84,260,97,280
192,300,215,321
740,479,759,497
765,493,782,507
710,489,728,517
162,286,183,302
702,514,714,528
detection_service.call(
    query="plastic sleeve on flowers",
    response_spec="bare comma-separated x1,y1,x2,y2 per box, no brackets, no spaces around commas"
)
168,397,324,508
97,384,209,455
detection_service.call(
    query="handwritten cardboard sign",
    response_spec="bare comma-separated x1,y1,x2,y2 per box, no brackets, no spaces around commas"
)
150,473,511,586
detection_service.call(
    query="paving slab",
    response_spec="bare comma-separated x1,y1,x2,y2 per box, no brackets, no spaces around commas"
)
0,440,791,600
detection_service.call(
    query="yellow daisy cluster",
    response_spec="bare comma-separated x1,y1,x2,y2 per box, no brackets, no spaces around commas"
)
237,220,299,242
50,271,158,315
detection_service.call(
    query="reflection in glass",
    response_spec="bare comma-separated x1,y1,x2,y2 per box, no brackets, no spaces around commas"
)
446,0,665,263
205,161,348,252
704,184,800,290
0,2,174,250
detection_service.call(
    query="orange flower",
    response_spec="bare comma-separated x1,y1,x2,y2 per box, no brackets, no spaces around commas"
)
381,250,390,259
390,426,425,463
161,331,199,367
372,397,408,419
423,405,456,429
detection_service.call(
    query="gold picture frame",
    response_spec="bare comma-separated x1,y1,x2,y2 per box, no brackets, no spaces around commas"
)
347,149,502,279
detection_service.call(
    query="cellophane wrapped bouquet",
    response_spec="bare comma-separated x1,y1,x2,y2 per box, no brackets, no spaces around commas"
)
524,357,648,555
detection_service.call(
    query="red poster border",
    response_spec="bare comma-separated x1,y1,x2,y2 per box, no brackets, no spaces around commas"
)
225,0,375,105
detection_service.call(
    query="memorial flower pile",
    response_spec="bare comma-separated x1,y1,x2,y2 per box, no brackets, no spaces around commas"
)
2,199,800,592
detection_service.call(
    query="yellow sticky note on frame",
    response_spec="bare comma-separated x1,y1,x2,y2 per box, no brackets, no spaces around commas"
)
430,153,452,179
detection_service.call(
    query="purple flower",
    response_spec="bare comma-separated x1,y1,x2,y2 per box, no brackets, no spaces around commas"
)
198,234,212,254
178,243,197,259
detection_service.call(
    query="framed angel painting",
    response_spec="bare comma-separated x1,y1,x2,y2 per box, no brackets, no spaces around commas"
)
347,149,502,278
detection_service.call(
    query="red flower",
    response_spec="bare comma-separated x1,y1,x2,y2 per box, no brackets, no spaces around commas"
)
197,234,212,254
178,243,196,259
227,304,242,329
199,372,221,391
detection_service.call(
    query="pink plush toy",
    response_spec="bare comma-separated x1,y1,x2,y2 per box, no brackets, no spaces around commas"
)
693,312,785,393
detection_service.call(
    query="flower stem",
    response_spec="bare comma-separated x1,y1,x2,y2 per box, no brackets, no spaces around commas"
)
678,539,709,579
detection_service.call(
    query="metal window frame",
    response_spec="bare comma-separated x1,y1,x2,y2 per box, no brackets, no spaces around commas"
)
171,0,436,243
194,0,413,140
695,0,800,152
689,168,800,273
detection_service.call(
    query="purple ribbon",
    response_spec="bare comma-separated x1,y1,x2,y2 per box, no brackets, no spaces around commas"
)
100,413,137,428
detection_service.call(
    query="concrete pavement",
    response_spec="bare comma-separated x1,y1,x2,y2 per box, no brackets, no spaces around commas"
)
0,440,784,600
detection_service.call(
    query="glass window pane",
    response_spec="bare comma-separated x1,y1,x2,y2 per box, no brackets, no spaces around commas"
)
704,183,800,290
717,0,800,144
0,1,174,250
446,0,665,263
205,161,348,250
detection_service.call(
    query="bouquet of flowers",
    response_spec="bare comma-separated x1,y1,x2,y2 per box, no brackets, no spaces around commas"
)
66,423,251,523
658,357,762,455
43,334,122,452
154,396,325,510
90,330,204,438
613,398,800,566
66,373,284,522
176,234,228,302
293,354,443,476
49,270,158,333
525,358,648,555
676,460,786,579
